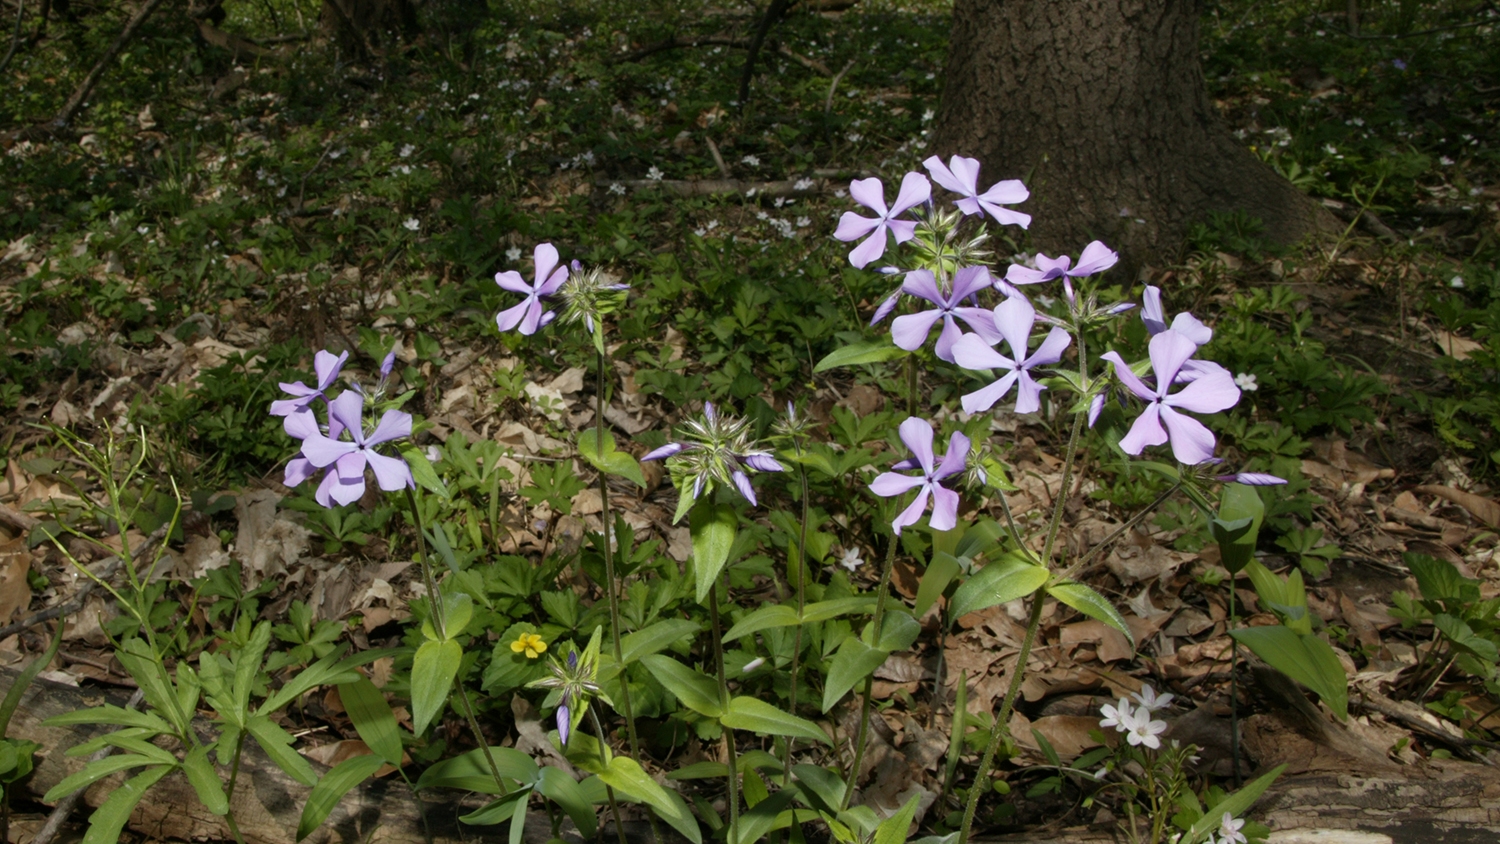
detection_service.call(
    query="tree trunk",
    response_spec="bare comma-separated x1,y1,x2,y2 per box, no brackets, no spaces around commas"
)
934,0,1337,268
320,0,419,58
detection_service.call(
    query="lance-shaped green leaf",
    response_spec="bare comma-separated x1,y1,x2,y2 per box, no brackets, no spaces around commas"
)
1048,581,1134,650
721,697,829,745
822,637,889,713
414,746,538,793
43,705,172,733
691,502,738,603
619,619,701,665
1230,626,1348,719
81,763,173,844
247,714,319,786
814,338,906,373
799,597,879,624
873,792,922,844
949,556,1049,620
914,552,964,618
641,655,723,718
400,447,450,499
44,754,166,803
598,756,702,844
1184,765,1285,844
537,766,599,838
297,754,387,840
338,677,404,766
578,429,646,487
182,745,229,815
411,639,462,736
723,597,878,642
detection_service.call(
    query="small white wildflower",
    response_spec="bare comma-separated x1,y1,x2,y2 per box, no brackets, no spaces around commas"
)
705,219,719,231
1471,187,1484,196
400,144,415,158
743,657,766,673
506,246,522,262
329,147,345,159
136,225,149,235
741,154,760,167
403,218,420,231
1451,275,1465,288
608,182,626,195
1099,698,1135,732
793,177,814,191
1234,373,1258,392
646,166,663,181
397,164,412,175
774,197,786,208
846,132,863,143
1125,712,1167,749
1035,294,1057,309
839,547,864,572
1440,156,1455,166
1216,813,1247,844
1131,684,1175,712
796,216,811,228
426,445,442,462
922,108,934,122
834,188,847,198
1323,144,1338,155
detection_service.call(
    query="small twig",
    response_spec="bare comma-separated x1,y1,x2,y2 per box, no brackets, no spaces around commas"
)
0,0,23,78
48,0,172,131
31,688,148,844
704,136,731,179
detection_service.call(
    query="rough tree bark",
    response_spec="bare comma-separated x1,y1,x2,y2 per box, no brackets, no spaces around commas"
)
320,0,419,58
934,0,1337,267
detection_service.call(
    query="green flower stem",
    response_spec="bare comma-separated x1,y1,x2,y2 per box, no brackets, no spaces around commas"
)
1229,584,1241,787
839,532,899,811
957,588,1045,844
905,354,917,417
595,348,641,761
589,707,631,844
782,452,812,789
709,574,740,844
404,487,508,796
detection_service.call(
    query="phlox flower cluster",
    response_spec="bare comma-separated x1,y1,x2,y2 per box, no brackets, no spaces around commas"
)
643,402,784,509
493,242,628,338
271,348,415,508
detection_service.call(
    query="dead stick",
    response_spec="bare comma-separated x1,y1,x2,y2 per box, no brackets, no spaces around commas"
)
46,0,173,132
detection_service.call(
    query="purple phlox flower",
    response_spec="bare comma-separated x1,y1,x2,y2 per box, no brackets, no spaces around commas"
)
1140,285,1213,345
890,267,1003,362
921,155,1031,228
495,242,569,335
1004,240,1118,286
950,295,1072,414
296,391,415,507
834,172,931,269
271,350,348,419
379,348,398,378
556,691,571,746
641,402,784,506
1101,329,1241,465
1218,471,1288,486
1131,684,1174,713
869,417,970,535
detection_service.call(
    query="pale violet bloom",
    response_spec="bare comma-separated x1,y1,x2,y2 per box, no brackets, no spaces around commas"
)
891,266,1003,362
921,155,1031,228
834,172,931,269
271,350,349,421
1005,240,1119,286
1234,372,1258,392
869,418,970,535
1131,684,1175,713
838,547,865,572
295,392,414,507
1101,330,1240,465
951,295,1072,414
1125,708,1167,749
1141,285,1213,345
1099,698,1135,732
1215,812,1247,844
495,243,569,335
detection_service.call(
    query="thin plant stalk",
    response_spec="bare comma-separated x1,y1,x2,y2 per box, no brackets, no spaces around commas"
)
839,533,898,811
595,348,641,759
1228,584,1242,787
589,707,631,844
782,446,812,788
709,575,740,844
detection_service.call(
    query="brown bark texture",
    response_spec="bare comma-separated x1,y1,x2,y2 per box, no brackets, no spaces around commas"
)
320,0,420,56
934,0,1337,268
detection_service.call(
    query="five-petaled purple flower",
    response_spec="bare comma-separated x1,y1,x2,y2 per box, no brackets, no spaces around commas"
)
891,266,1003,362
495,243,569,335
294,391,415,506
922,155,1031,229
1005,241,1119,305
1101,330,1240,465
270,350,348,426
951,295,1072,414
834,172,931,269
869,418,970,535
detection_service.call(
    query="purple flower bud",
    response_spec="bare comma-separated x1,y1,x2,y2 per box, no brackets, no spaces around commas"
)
567,650,579,671
1217,472,1288,486
557,700,571,745
380,348,397,378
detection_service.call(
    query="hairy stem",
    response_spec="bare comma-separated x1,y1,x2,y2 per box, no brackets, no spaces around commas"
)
840,533,899,811
710,576,740,843
596,350,641,759
782,457,811,788
590,707,630,844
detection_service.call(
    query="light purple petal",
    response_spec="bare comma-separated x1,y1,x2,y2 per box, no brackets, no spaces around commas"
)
284,457,316,487
1005,264,1053,286
495,270,532,295
1170,312,1213,345
890,171,932,216
335,450,369,480
976,178,1028,206
1147,331,1200,394
302,434,358,468
1227,472,1287,486
1036,254,1073,276
1070,241,1119,277
1088,393,1106,427
887,219,918,243
1012,371,1046,414
557,703,571,745
891,309,944,351
933,316,964,363
890,485,932,536
1024,326,1072,368
929,485,960,532
533,243,560,288
327,391,367,443
283,407,322,440
275,380,319,399
704,402,716,422
518,298,547,335
366,410,413,446
992,296,1037,361
1101,351,1156,402
327,467,367,506
960,371,1019,414
731,470,758,506
537,265,569,297
900,269,943,305
933,431,970,480
922,155,974,198
1159,405,1218,465
642,442,685,462
744,453,785,472
834,212,880,243
870,289,903,325
1141,286,1166,334
978,201,1032,229
954,197,983,216
870,471,927,497
951,265,993,301
951,332,1014,372
848,229,889,269
496,299,530,333
366,450,414,491
271,396,308,419
848,178,889,216
314,469,342,508
1165,367,1240,414
953,307,1003,344
897,417,936,475
314,350,349,389
1118,405,1168,455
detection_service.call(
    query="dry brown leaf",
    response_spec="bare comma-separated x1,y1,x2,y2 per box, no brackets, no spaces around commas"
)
1433,328,1483,360
0,537,31,624
1022,715,1104,760
1416,484,1500,528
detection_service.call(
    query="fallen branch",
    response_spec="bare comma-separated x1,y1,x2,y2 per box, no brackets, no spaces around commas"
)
613,33,832,77
38,0,171,135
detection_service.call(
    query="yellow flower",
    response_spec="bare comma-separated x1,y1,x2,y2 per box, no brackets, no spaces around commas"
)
511,632,547,659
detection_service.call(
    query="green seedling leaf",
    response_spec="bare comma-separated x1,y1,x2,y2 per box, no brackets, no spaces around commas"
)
734,789,798,844
792,764,846,814
1185,764,1285,844
1048,581,1135,650
873,792,922,844
338,677,404,766
599,756,702,844
411,639,462,736
690,502,738,603
246,714,318,786
1230,626,1348,720
1406,553,1478,605
458,793,526,828
1215,483,1264,574
183,745,229,815
619,619,701,665
814,338,905,372
641,655,724,718
870,610,921,652
414,746,538,793
914,552,964,618
722,697,830,745
401,447,450,499
297,754,387,840
537,766,598,838
949,557,1049,620
578,429,647,487
508,790,529,844
822,637,890,713
723,605,802,642
81,764,173,844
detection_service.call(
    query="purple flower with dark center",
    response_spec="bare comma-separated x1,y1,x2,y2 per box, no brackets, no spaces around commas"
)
834,172,931,269
270,350,348,421
1004,241,1119,304
891,266,1003,362
1101,330,1241,465
296,391,415,506
869,418,970,535
921,155,1031,228
495,243,570,335
951,296,1072,414
642,402,784,507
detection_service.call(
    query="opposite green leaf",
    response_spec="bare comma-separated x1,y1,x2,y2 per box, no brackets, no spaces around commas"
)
338,677,404,766
641,655,724,718
183,745,229,815
246,714,319,787
690,502,738,603
1215,483,1264,574
914,552,964,618
723,605,802,642
873,792,922,844
619,619,702,665
598,756,702,844
578,429,647,488
1230,626,1348,719
948,557,1049,620
721,697,830,745
297,754,387,840
81,764,173,844
537,766,599,838
411,639,462,736
822,637,890,713
1048,581,1135,650
414,746,538,793
813,338,906,373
